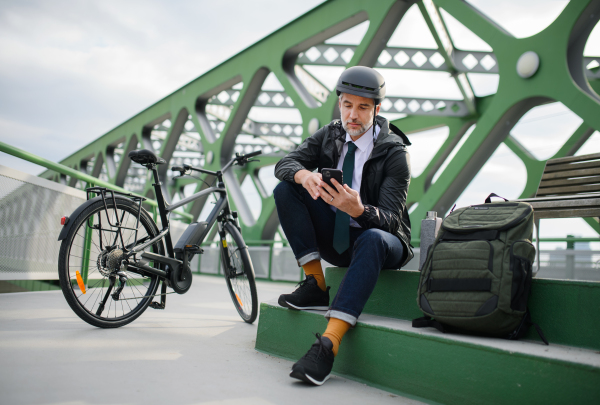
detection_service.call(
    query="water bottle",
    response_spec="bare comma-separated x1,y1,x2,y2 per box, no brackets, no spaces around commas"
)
419,211,442,271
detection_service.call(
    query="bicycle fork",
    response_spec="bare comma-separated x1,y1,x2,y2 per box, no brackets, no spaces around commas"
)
218,223,234,278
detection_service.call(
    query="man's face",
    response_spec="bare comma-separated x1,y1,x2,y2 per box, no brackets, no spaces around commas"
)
339,93,381,137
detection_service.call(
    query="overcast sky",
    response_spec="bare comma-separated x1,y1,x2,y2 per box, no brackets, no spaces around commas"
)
0,0,325,174
0,0,599,245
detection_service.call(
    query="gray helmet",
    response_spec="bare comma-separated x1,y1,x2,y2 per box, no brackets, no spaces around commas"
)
335,66,386,105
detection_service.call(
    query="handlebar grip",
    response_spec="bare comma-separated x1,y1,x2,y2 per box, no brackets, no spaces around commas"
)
171,166,185,172
244,150,262,159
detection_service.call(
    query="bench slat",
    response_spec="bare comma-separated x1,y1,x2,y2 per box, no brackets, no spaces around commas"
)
538,175,600,188
541,167,600,180
533,208,600,220
510,153,600,222
545,152,600,165
544,159,600,173
518,194,600,202
537,184,600,196
527,197,600,208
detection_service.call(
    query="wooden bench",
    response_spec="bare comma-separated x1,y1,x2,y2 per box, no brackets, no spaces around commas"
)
516,152,600,272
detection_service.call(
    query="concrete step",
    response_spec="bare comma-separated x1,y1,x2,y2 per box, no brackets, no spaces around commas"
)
325,268,600,351
255,299,600,404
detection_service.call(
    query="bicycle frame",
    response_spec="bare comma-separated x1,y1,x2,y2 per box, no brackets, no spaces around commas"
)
85,155,248,293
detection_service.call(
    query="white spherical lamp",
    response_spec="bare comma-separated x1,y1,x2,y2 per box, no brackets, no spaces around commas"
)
516,51,540,79
308,118,319,135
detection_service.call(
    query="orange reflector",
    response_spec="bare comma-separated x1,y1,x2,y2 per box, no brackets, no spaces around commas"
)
76,271,86,294
236,293,243,307
222,240,227,248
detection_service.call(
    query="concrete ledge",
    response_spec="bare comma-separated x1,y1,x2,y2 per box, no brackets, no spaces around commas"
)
256,300,600,405
325,268,600,350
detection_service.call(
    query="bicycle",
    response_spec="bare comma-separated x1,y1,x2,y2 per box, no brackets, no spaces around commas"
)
57,148,261,328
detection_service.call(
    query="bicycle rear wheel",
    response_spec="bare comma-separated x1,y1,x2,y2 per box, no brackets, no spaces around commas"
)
220,222,258,323
58,198,163,328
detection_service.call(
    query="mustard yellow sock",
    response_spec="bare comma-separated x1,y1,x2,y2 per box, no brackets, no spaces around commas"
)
302,259,326,291
322,318,351,357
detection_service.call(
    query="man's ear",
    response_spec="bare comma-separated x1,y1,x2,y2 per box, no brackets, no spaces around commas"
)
375,103,381,115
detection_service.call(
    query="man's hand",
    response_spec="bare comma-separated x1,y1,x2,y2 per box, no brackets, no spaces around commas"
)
320,179,365,218
294,169,323,200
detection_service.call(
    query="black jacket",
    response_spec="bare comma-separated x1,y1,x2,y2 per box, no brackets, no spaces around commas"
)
274,115,413,267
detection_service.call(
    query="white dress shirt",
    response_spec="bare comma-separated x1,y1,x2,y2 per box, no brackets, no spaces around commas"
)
330,125,380,227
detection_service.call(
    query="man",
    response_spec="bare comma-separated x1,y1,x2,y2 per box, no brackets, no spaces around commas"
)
273,66,412,386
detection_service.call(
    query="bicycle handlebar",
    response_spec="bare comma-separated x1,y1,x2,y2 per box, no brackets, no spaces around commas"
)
243,150,262,159
171,150,262,179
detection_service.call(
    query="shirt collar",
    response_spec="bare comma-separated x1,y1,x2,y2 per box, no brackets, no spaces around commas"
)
345,124,379,152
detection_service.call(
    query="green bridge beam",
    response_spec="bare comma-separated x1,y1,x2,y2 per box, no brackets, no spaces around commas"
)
33,0,599,245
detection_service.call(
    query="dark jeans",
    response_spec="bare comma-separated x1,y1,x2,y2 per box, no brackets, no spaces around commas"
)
273,181,405,325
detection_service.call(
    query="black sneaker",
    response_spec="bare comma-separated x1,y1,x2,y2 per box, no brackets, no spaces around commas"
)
290,334,335,386
278,275,330,310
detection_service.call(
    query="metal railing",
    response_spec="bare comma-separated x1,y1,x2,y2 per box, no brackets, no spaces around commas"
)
1,140,598,283
0,140,193,222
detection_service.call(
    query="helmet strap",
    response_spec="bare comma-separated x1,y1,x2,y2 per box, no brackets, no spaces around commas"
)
373,104,377,140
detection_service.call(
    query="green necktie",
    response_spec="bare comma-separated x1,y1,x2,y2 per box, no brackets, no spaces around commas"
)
333,142,358,254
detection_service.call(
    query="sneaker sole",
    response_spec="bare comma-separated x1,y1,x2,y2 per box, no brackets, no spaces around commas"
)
289,368,330,386
278,296,328,311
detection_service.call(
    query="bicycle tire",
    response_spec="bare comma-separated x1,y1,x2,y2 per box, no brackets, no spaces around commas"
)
58,198,163,328
220,222,258,323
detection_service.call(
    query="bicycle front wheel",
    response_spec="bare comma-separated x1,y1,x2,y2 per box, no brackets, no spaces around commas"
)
220,222,258,323
58,198,163,328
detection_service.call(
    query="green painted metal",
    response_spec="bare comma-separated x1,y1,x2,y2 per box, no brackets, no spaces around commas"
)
408,0,600,237
325,267,600,350
0,140,192,222
255,302,600,404
80,214,94,285
12,0,596,246
0,280,61,293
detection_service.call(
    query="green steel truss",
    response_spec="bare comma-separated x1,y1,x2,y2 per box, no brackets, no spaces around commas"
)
40,0,600,244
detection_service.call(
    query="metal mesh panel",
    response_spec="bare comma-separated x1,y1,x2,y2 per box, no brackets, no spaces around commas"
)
248,246,270,279
271,247,301,281
199,247,220,274
0,166,85,280
537,249,600,281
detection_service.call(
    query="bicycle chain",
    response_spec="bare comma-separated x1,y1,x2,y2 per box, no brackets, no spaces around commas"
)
116,291,176,301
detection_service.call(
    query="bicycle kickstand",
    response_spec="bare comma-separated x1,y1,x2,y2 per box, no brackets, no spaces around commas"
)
149,280,167,310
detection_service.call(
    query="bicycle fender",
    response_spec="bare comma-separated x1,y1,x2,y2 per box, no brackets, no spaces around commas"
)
57,195,135,241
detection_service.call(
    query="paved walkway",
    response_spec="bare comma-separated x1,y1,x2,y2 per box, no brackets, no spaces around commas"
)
0,275,423,405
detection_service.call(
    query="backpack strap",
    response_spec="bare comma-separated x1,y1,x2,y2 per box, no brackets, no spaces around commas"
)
507,309,549,345
412,316,446,333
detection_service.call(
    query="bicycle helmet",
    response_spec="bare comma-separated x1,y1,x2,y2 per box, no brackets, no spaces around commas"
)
336,66,386,138
335,66,386,105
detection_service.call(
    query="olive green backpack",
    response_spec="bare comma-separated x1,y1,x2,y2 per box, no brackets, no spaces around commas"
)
413,194,548,344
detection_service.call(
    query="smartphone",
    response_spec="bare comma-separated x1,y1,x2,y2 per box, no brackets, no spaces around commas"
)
322,168,343,189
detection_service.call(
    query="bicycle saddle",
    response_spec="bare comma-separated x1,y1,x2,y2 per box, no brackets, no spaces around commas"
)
128,149,166,165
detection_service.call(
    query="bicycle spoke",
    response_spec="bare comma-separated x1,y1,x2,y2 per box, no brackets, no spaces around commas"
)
59,199,162,326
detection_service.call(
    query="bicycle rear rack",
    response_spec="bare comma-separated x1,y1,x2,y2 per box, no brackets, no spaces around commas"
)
86,187,147,251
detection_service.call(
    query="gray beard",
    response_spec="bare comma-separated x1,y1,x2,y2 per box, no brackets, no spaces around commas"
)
342,120,370,136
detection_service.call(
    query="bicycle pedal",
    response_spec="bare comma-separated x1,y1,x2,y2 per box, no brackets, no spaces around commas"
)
149,302,165,310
